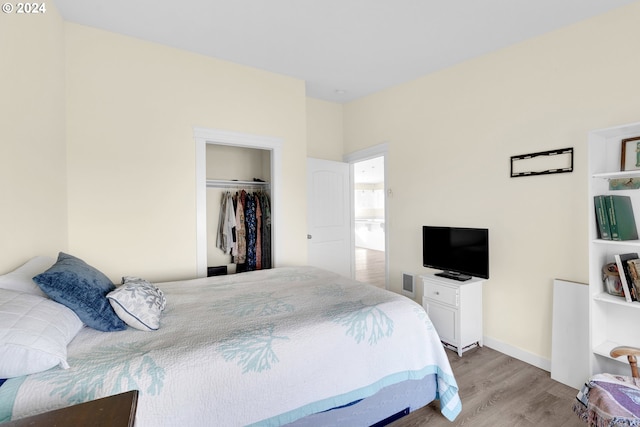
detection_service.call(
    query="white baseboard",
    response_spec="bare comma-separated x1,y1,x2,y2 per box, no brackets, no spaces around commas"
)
483,336,551,372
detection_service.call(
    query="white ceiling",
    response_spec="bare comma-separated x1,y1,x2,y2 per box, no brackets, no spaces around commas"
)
53,0,636,103
354,156,384,184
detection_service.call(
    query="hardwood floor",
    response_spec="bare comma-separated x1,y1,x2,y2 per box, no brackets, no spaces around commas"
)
390,346,585,427
354,249,583,426
355,247,386,288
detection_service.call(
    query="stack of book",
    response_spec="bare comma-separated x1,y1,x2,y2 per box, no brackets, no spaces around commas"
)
594,195,638,240
614,253,640,303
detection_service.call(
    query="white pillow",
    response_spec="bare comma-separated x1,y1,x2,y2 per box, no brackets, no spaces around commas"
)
0,256,55,297
0,288,83,378
107,277,166,332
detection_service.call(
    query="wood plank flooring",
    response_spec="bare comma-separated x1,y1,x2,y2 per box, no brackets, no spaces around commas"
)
390,346,585,427
355,247,386,288
354,249,584,426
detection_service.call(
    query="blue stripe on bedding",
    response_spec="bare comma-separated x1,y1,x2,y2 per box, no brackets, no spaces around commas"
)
320,399,362,412
249,364,458,427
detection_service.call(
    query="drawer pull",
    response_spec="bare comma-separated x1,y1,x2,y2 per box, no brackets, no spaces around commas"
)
434,291,440,295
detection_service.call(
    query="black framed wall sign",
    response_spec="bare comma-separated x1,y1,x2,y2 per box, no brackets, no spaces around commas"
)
510,147,573,178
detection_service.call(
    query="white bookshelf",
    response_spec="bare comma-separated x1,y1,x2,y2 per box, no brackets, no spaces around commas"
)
588,121,640,376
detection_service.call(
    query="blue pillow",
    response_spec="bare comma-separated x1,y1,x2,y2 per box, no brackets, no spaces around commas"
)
33,252,126,332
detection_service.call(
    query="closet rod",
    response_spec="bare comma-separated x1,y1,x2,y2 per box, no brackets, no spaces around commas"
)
206,179,270,189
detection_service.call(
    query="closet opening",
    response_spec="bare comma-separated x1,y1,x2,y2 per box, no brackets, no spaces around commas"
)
206,145,271,275
194,127,283,278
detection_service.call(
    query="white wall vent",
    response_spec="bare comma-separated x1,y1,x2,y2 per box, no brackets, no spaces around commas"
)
402,272,415,297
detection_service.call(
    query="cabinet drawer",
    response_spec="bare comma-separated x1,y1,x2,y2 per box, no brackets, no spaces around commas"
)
423,281,458,306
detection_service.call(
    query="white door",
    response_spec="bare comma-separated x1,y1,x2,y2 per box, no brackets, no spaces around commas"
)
307,158,351,277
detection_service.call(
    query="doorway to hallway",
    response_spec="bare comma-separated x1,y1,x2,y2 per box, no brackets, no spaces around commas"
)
353,155,386,288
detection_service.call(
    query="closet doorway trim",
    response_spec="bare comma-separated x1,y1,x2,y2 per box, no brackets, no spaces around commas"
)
194,127,283,278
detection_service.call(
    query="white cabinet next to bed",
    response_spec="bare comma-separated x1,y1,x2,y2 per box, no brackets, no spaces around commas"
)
421,274,483,357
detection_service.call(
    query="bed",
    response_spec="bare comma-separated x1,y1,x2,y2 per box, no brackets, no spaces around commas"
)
0,259,460,426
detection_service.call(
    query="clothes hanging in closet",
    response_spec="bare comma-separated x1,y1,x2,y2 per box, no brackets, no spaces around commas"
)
255,194,262,270
235,191,247,265
244,192,257,271
216,192,236,255
216,189,271,271
259,192,271,269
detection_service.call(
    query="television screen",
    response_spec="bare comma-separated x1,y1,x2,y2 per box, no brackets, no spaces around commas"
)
422,226,489,280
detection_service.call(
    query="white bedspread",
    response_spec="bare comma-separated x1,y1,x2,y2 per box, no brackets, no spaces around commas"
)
0,266,460,426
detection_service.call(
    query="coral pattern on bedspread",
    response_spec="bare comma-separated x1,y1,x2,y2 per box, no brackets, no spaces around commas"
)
0,266,461,426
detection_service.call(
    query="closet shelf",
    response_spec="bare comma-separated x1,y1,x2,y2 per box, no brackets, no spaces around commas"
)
206,179,270,188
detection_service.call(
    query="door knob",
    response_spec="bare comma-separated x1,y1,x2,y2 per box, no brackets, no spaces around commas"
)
307,234,312,239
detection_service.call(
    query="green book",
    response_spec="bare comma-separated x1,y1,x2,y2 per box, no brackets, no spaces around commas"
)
606,195,639,241
594,195,612,240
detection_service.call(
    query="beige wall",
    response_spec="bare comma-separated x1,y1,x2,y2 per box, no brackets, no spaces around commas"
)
306,98,344,161
64,23,308,282
0,10,308,282
343,2,640,362
0,6,68,272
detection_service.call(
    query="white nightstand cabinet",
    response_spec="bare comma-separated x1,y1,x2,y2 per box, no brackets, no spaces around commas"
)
421,274,484,357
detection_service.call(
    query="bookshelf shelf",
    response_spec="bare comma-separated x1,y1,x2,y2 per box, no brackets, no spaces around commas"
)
588,120,640,378
593,340,631,364
593,170,640,180
593,291,640,307
592,238,640,247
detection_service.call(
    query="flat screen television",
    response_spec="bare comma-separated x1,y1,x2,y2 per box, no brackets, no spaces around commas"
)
422,226,489,281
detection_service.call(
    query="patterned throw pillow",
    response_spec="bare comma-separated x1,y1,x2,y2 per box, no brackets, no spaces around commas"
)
107,277,166,331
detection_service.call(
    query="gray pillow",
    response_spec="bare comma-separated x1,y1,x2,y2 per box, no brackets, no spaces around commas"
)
33,252,126,332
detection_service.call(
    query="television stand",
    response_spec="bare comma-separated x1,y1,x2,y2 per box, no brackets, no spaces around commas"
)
435,271,472,282
421,274,484,357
